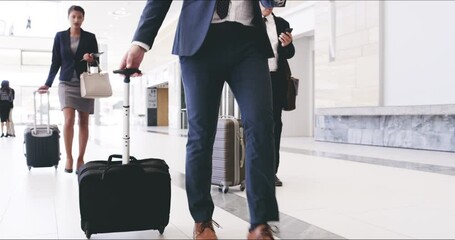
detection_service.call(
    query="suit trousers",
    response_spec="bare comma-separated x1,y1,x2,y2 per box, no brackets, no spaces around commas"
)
180,22,279,225
270,71,283,174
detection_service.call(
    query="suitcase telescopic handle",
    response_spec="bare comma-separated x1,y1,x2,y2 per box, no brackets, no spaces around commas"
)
32,90,51,136
112,69,142,165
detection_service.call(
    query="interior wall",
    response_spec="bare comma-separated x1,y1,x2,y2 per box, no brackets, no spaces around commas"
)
314,1,381,108
282,36,314,137
383,1,455,106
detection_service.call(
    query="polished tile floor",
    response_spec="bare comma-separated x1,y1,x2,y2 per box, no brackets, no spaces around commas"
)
1,124,455,239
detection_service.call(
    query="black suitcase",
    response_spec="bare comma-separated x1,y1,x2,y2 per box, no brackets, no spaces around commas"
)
78,155,171,238
24,91,60,170
78,69,171,239
212,117,246,193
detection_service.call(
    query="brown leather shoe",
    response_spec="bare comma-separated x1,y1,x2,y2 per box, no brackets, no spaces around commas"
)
247,224,275,240
193,220,219,240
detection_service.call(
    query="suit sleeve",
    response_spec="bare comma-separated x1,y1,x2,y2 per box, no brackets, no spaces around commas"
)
91,34,100,66
132,0,173,49
45,33,62,87
278,18,295,59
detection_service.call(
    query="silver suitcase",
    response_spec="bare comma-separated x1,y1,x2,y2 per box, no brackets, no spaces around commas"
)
211,117,246,193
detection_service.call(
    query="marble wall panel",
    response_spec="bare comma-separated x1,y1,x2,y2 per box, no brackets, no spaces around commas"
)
315,114,455,152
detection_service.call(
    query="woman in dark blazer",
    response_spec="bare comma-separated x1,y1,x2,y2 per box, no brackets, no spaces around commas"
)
38,5,98,174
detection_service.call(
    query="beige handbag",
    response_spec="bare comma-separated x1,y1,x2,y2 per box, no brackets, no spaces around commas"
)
80,62,112,98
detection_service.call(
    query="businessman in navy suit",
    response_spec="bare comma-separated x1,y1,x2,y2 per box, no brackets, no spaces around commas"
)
261,2,295,187
120,1,279,239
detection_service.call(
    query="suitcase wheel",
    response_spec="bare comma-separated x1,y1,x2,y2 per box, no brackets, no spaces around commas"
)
27,166,31,171
54,165,58,170
158,227,165,235
218,185,229,194
85,229,91,239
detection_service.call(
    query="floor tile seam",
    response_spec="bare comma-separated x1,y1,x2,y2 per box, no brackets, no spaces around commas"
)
334,210,416,239
169,222,192,239
280,147,455,177
291,207,414,239
343,205,417,217
0,232,58,238
0,195,12,226
53,196,60,239
168,170,344,239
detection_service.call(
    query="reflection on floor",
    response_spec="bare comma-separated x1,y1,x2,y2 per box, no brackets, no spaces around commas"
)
1,125,455,239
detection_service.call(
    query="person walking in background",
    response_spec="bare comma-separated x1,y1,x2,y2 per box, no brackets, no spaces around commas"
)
38,5,99,174
119,0,279,239
6,83,15,137
0,80,12,138
260,1,295,187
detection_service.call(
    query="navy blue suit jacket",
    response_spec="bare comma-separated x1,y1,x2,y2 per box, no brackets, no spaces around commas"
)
133,0,275,57
45,28,98,87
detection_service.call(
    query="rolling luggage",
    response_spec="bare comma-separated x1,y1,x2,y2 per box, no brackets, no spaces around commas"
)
24,90,60,170
78,69,171,239
211,116,246,193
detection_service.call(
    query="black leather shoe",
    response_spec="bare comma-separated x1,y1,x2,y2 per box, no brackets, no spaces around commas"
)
64,169,73,173
0,134,4,138
275,175,283,187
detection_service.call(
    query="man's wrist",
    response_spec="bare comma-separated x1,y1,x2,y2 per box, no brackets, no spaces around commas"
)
131,41,150,52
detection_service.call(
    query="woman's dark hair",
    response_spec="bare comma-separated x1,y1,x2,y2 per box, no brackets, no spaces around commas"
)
1,80,10,94
1,80,9,89
68,5,85,17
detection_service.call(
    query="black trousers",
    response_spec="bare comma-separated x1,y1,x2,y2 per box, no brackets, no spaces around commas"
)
270,71,283,174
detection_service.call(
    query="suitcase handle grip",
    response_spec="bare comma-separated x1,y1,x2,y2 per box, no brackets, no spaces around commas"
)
101,163,145,181
107,154,137,164
239,128,245,168
103,155,139,178
113,68,141,76
113,68,141,83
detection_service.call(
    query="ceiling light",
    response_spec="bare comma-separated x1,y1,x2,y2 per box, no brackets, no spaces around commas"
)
110,9,128,17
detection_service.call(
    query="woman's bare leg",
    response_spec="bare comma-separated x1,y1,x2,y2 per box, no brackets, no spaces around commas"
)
63,108,76,171
77,111,90,170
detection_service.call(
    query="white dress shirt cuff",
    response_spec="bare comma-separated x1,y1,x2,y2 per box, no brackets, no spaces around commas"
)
131,41,151,52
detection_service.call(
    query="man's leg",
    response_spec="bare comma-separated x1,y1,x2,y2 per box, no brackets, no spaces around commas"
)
228,56,279,225
179,55,225,223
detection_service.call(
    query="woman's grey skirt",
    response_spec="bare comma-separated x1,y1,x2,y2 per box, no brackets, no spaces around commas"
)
58,82,94,114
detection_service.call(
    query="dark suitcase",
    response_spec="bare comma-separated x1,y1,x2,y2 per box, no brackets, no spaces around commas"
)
24,91,60,170
78,69,171,239
78,155,171,238
212,117,246,193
